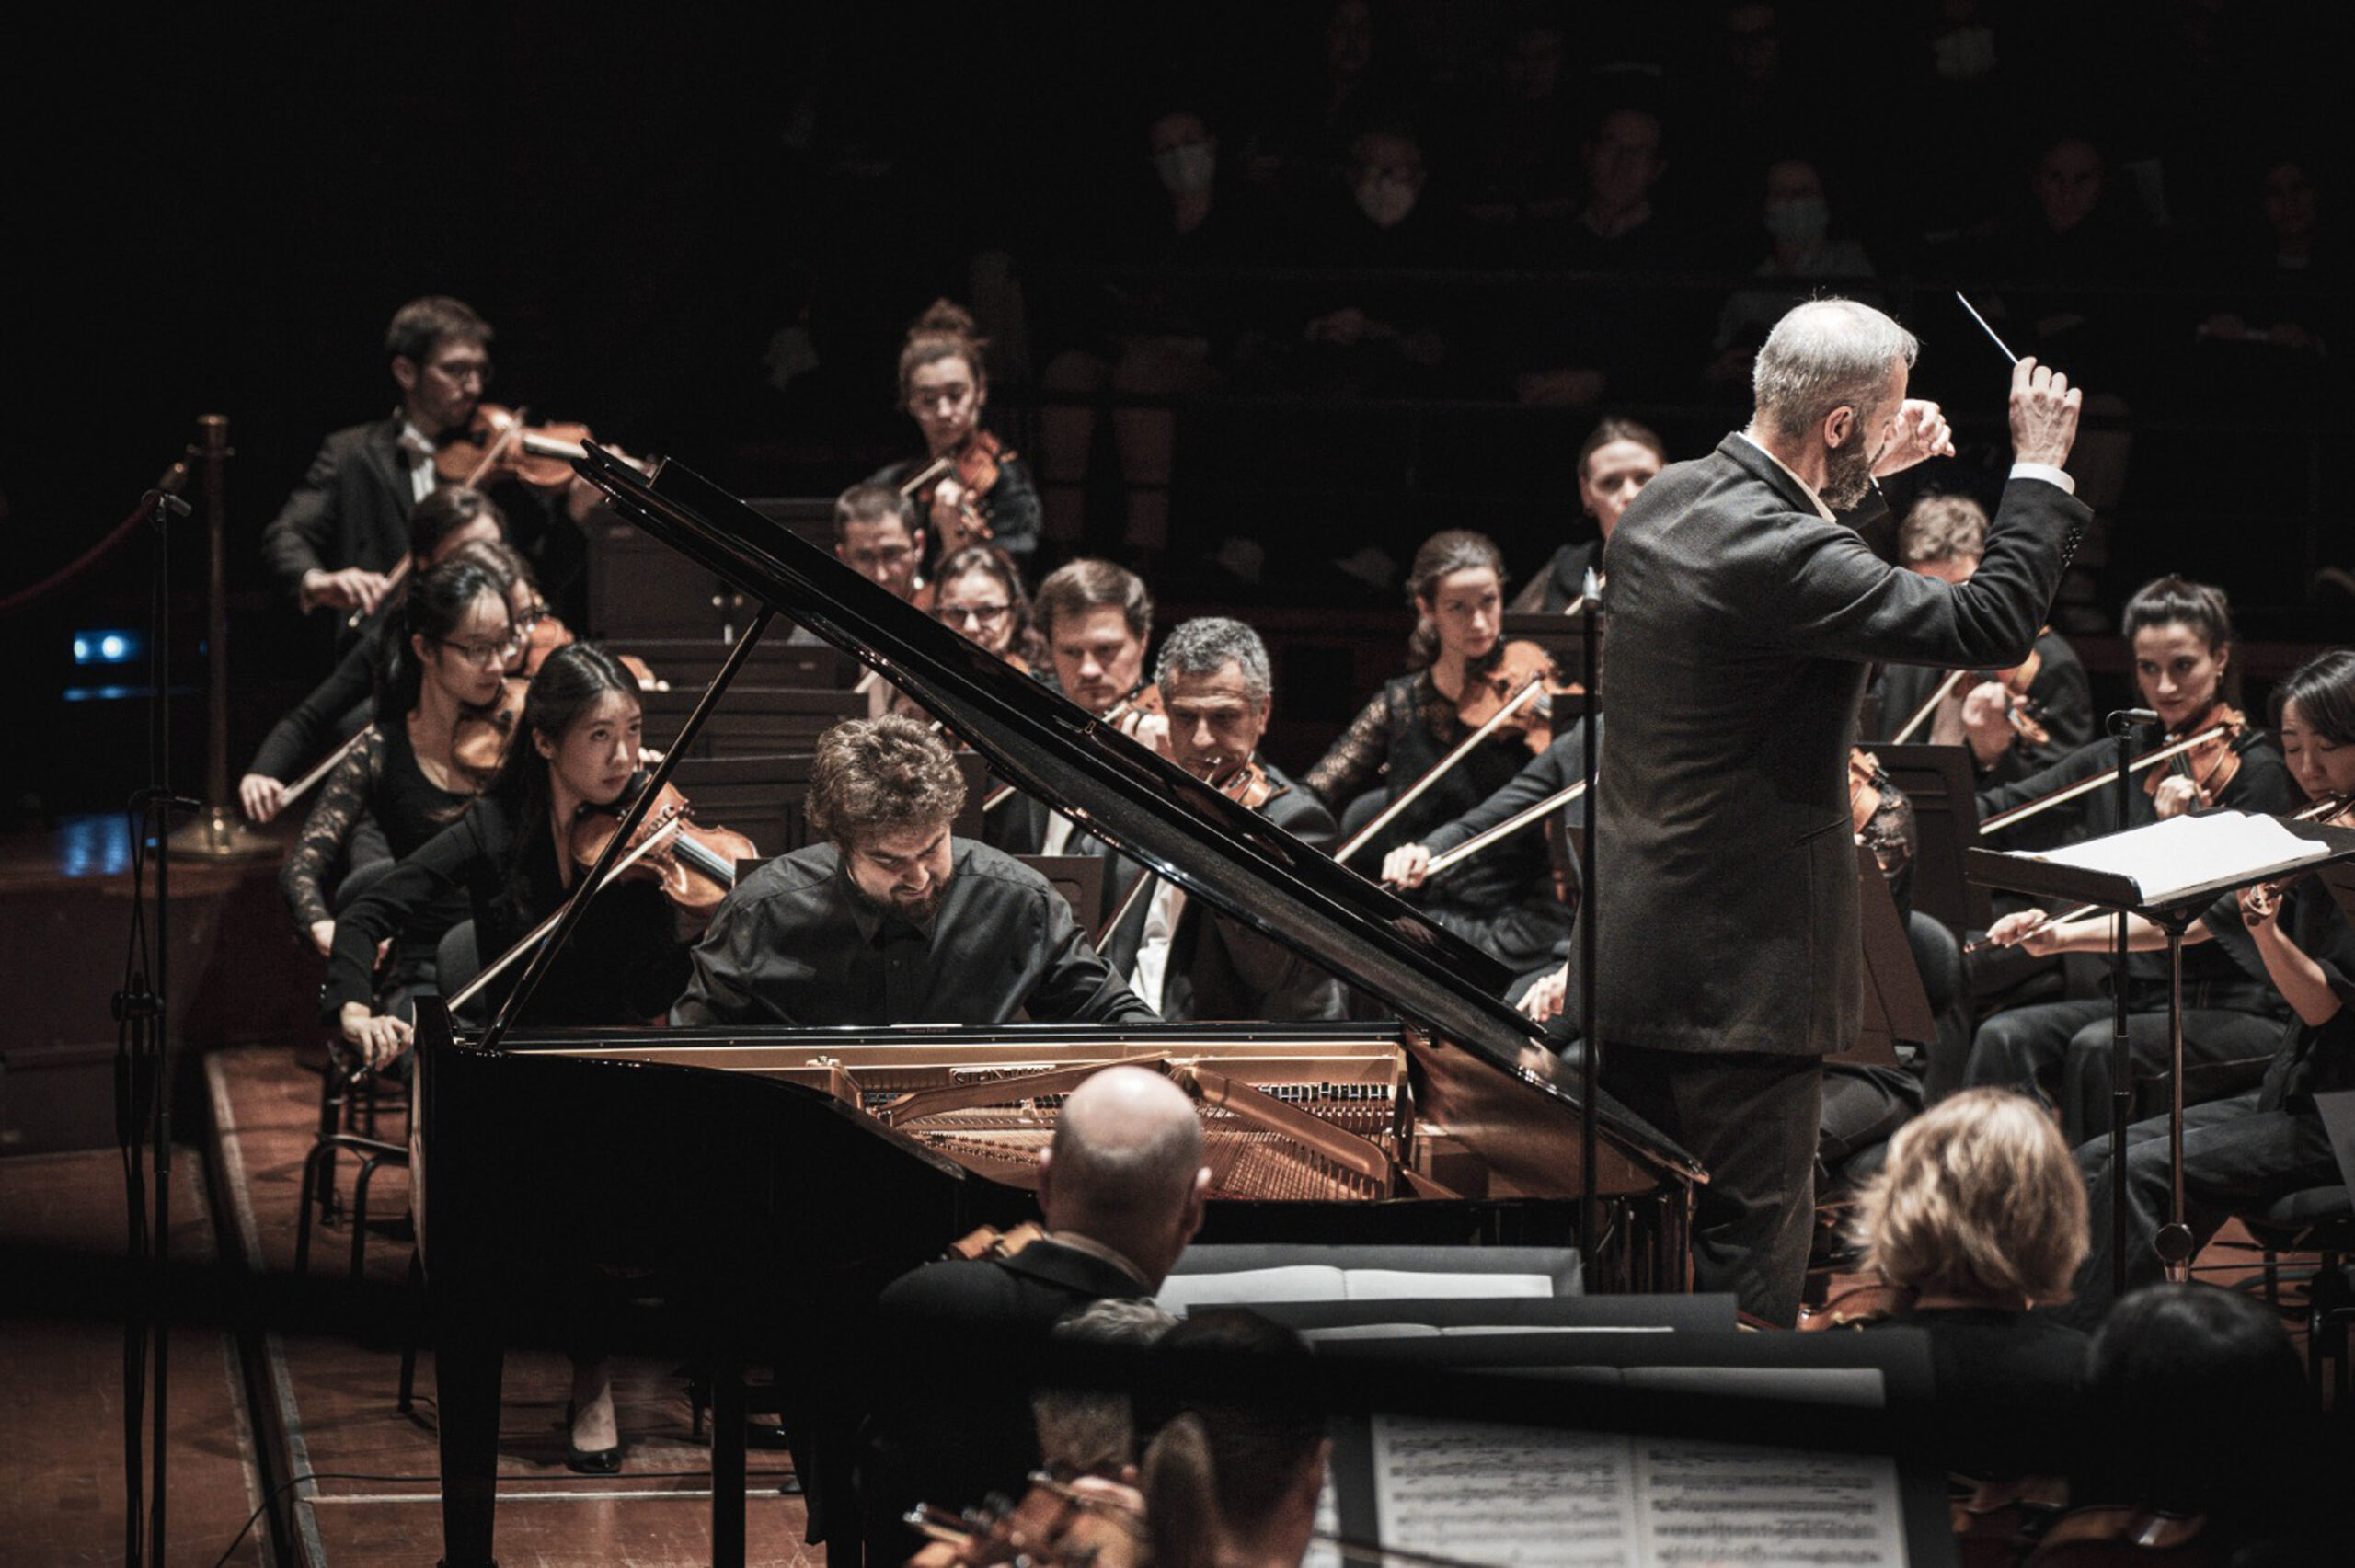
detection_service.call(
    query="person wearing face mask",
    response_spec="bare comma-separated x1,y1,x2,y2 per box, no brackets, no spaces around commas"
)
1705,157,1878,393
1292,125,1459,401
1594,299,2087,1325
1508,417,1668,612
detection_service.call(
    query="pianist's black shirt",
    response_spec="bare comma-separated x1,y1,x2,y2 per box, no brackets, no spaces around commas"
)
669,838,1157,1027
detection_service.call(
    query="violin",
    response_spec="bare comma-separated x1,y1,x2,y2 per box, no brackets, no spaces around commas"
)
1849,748,1890,836
902,430,1012,555
433,403,597,492
1456,640,1574,757
1796,1280,1911,1331
2143,704,2245,816
1983,644,2052,747
513,609,665,690
567,775,759,915
452,677,530,786
1100,681,1166,749
907,1473,1149,1568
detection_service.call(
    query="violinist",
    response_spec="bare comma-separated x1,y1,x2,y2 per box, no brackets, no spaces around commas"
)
833,481,927,605
1505,417,1665,612
1870,493,2092,784
2008,650,2355,1322
1305,529,1571,979
671,715,1155,1028
1963,577,2295,1148
327,643,691,1476
1137,1310,1330,1568
259,295,602,644
868,299,1042,571
279,557,518,973
240,486,510,825
1099,618,1346,1023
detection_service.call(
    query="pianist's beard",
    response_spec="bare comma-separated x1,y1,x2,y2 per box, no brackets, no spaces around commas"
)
849,865,953,928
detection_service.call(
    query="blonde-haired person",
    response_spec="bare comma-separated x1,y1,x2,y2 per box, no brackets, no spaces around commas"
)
1848,1088,2089,1480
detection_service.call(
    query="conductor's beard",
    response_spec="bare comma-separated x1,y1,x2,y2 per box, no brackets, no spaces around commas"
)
1821,433,1878,511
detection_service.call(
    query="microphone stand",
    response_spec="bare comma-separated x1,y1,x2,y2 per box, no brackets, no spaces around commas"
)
1577,570,1602,1276
2101,708,2153,1297
114,476,201,1568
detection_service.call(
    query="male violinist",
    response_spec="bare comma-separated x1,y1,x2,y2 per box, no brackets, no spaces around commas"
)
1595,297,2086,1324
1099,617,1346,1022
258,294,602,646
1869,492,2093,784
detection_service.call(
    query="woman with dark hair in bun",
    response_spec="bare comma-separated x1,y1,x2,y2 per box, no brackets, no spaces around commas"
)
867,299,1042,572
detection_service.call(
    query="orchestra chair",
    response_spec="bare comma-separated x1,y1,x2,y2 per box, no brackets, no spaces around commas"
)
2235,1186,2354,1402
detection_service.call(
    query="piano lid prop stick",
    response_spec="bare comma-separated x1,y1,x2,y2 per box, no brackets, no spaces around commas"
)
1335,676,1547,864
445,818,685,1012
1417,780,1588,879
1955,289,2021,366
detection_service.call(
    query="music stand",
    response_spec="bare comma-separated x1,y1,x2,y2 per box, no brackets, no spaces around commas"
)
1864,741,1992,933
1835,845,1933,1069
1970,811,2355,1280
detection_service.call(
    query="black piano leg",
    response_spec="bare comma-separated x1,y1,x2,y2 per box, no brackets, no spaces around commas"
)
711,1369,747,1568
436,1331,504,1568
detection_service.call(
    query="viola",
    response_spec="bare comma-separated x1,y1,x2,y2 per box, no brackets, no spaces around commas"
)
567,775,759,916
433,403,598,493
2143,704,2246,815
1797,1280,1911,1331
513,610,664,690
1984,643,2053,747
1100,681,1166,749
1457,639,1574,757
1849,748,1890,836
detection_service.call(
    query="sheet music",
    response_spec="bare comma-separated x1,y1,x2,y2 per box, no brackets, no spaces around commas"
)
2030,810,2327,903
1160,1267,1558,1311
1302,1471,1345,1568
1345,1270,1557,1300
1370,1413,1907,1567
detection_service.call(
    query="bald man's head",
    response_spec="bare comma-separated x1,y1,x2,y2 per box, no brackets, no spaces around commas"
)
1040,1066,1211,1286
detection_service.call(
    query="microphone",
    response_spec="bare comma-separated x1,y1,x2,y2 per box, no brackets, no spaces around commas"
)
144,487,192,520
2107,708,2160,735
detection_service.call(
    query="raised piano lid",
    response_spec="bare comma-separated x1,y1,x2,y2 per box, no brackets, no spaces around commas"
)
565,448,1701,1194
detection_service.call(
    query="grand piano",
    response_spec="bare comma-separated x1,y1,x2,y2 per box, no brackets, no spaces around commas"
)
411,450,1704,1566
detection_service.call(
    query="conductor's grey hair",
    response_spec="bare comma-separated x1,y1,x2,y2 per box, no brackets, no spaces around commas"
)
1156,616,1272,706
1752,298,1920,444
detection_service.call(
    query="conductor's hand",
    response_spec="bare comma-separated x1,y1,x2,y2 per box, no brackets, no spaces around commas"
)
1519,963,1568,1023
1872,400,1955,477
339,1002,414,1070
1381,842,1433,890
2008,356,2083,469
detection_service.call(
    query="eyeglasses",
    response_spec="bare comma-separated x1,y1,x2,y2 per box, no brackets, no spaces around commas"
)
427,356,494,387
934,601,1012,628
844,544,914,570
439,631,522,666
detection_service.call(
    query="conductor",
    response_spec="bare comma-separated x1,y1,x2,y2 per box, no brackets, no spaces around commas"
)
1595,298,2087,1323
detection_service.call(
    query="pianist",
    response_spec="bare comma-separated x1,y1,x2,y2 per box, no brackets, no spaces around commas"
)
670,714,1158,1026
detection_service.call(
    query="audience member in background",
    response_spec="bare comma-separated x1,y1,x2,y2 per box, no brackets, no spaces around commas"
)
1448,14,1583,233
1307,529,1573,981
1287,122,1460,399
1507,417,1666,612
2189,152,2338,414
1139,1309,1329,1568
2060,650,2355,1321
1511,103,1701,409
1869,492,2091,786
1970,132,2158,399
1671,3,1836,224
241,486,511,824
1102,617,1346,1023
867,300,1041,573
1704,157,1878,397
1846,1089,2088,1479
1034,100,1254,558
866,1066,1212,1556
1237,0,1420,208
2072,1285,2338,1561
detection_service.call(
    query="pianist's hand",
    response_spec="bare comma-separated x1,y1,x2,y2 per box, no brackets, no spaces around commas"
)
340,1001,414,1070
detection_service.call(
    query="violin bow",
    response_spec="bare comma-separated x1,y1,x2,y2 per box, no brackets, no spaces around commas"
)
1889,667,1967,745
1334,676,1547,864
1975,723,2228,836
271,726,373,815
444,814,686,1013
1417,780,1588,880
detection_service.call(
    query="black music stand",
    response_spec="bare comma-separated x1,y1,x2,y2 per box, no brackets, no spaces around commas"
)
1970,812,2355,1281
1839,845,1934,1069
1864,741,1993,933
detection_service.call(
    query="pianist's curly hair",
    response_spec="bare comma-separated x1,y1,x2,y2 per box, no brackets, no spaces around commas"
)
807,714,968,849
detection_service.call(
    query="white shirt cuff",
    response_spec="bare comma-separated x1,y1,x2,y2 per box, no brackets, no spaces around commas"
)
2008,462,2074,495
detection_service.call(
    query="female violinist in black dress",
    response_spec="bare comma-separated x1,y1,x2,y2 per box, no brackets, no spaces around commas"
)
868,300,1042,574
1304,529,1571,979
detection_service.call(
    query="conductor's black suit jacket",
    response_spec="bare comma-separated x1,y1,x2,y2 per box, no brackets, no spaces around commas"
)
1596,434,2086,1057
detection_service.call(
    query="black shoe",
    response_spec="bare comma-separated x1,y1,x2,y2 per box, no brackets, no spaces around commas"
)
564,1402,624,1475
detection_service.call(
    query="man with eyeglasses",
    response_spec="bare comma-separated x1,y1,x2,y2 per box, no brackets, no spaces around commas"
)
832,482,927,603
259,295,602,652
